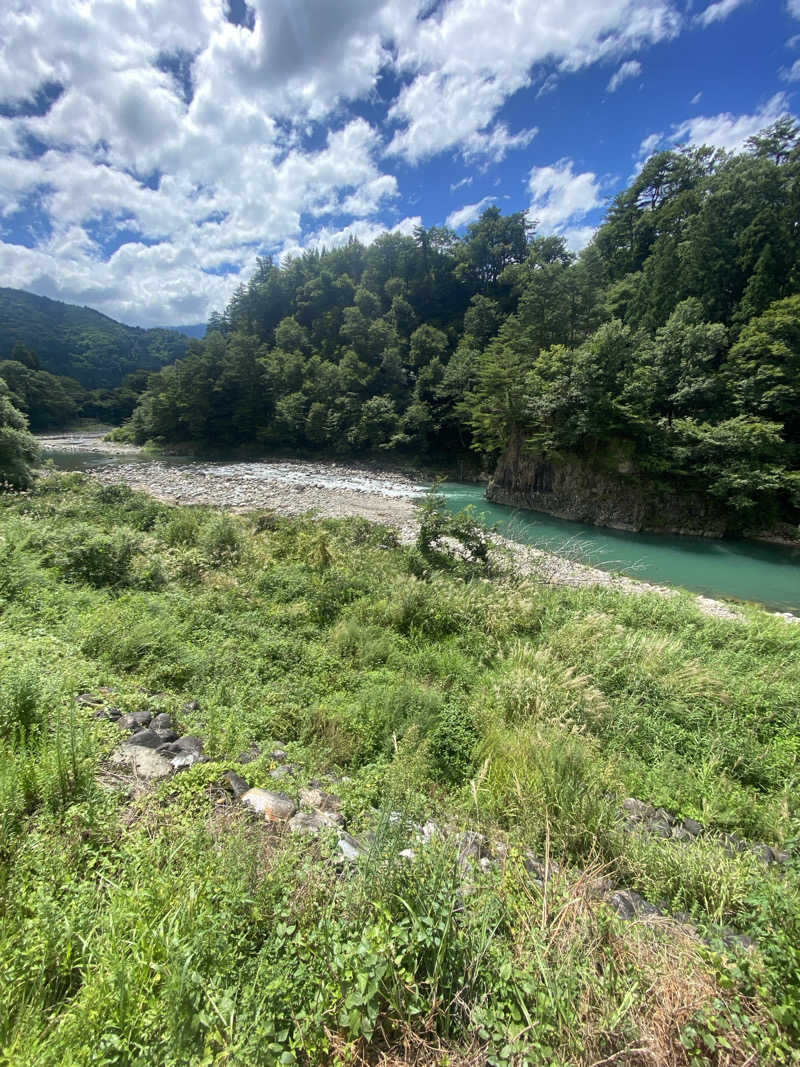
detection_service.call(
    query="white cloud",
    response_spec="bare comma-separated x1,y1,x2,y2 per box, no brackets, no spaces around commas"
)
607,59,642,92
781,58,800,82
668,93,792,153
527,158,603,236
446,196,496,229
280,216,422,261
695,0,750,27
691,91,702,104
788,0,800,17
387,0,681,163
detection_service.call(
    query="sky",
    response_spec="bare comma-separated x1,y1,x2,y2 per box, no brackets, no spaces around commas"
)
0,0,798,328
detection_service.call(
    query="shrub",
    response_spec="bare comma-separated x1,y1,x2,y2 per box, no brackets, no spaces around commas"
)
159,509,201,547
199,514,243,563
59,528,137,587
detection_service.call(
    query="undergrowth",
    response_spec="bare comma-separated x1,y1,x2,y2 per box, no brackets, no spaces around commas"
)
0,474,798,1064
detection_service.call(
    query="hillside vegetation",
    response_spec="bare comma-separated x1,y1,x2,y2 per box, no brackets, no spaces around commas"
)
122,120,800,532
1,475,799,1063
0,288,190,389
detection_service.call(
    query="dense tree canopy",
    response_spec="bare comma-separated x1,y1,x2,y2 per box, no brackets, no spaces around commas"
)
114,121,800,528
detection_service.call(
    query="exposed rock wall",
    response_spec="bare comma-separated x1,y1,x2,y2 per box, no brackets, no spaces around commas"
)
487,434,731,537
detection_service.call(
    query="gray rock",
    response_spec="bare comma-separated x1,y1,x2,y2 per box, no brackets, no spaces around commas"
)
299,786,341,814
76,692,104,707
337,832,364,862
154,729,179,743
269,763,298,779
237,745,261,764
272,748,288,761
151,713,173,731
607,890,662,921
398,848,416,861
222,770,251,798
683,818,703,836
171,751,208,772
118,711,152,731
288,811,340,834
125,729,162,749
110,744,173,780
240,788,297,822
173,735,205,754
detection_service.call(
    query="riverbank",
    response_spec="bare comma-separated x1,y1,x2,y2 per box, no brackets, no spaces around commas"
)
37,432,800,623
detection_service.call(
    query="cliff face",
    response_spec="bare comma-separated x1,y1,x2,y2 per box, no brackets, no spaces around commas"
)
487,434,731,537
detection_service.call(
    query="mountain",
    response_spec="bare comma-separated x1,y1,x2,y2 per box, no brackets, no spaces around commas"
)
171,323,207,339
0,288,192,389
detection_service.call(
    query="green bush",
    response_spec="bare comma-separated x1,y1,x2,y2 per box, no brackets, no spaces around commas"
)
59,528,137,587
199,514,243,563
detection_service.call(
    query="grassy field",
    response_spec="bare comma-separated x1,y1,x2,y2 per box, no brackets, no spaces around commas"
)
1,474,799,1065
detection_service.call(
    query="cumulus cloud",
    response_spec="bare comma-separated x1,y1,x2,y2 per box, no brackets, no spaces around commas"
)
607,60,642,92
446,196,496,229
527,159,603,236
387,0,681,163
0,0,705,323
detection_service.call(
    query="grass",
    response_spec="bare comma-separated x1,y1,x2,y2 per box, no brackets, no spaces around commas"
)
0,473,799,1064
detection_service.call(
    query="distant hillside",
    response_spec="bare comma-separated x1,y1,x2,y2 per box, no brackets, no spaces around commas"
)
172,323,207,340
0,288,192,389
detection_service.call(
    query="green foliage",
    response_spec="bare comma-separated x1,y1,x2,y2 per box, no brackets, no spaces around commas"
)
0,379,40,489
58,525,138,587
2,476,800,1063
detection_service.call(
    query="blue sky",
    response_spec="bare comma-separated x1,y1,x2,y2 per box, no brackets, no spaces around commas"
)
0,0,797,327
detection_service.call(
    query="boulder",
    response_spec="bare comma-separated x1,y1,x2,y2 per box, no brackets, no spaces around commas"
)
151,713,173,731
240,788,297,822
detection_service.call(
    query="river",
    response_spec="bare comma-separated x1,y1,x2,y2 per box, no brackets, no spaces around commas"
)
40,433,800,615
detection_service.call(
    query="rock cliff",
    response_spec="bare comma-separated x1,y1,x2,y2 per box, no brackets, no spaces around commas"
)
487,434,732,537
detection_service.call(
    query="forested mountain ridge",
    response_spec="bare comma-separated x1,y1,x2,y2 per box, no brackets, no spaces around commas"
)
0,288,191,389
125,119,800,534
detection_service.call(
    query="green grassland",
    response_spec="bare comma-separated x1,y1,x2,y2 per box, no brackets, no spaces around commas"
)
1,476,799,1065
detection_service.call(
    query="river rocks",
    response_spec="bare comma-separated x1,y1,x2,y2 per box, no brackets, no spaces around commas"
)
241,788,297,822
151,712,173,732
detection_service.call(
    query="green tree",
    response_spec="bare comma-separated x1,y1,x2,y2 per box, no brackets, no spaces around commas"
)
0,379,40,488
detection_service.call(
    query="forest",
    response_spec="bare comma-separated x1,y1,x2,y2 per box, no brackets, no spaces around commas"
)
119,119,800,530
0,287,190,389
